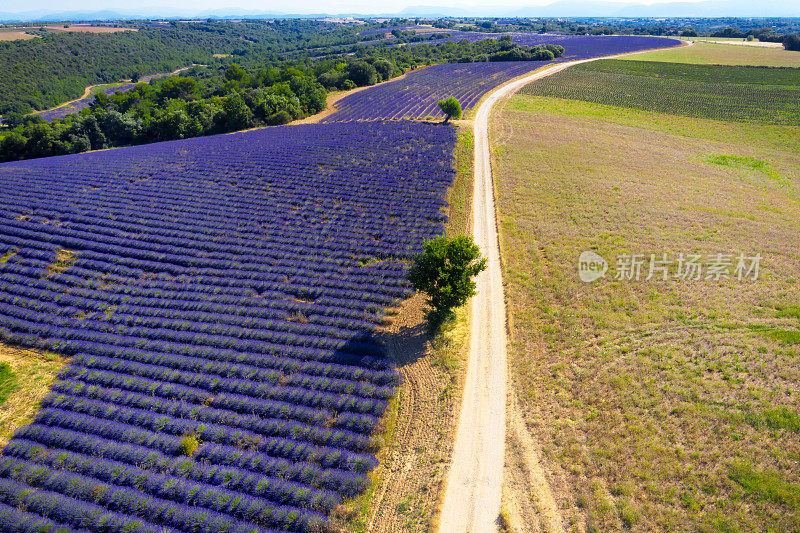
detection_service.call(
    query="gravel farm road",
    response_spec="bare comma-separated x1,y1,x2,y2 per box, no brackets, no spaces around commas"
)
436,61,577,533
437,41,691,533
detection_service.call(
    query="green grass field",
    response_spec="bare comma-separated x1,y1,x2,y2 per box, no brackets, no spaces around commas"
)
519,60,800,125
627,42,800,67
494,76,800,531
0,344,65,446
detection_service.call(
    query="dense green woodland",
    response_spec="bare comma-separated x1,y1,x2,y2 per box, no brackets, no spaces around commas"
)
0,20,378,115
0,36,561,162
1,17,798,115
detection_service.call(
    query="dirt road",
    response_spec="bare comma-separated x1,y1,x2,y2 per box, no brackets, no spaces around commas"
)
437,61,574,533
437,42,691,533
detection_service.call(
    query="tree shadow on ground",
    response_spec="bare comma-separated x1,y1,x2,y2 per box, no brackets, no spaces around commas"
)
376,294,432,368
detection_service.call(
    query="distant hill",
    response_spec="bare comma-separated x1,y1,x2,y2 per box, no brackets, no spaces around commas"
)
1,0,800,22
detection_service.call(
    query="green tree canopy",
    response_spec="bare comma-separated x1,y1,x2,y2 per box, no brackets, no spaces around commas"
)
784,34,800,51
438,96,462,123
407,235,487,324
345,61,378,87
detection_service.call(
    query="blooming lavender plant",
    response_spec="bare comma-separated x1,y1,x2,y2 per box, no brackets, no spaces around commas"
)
0,121,455,531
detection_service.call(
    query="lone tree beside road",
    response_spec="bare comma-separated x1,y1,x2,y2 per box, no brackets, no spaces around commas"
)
408,235,487,327
438,96,462,123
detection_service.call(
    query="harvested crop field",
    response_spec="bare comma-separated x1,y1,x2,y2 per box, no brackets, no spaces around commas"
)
0,31,39,41
627,41,800,67
492,92,800,531
44,25,138,33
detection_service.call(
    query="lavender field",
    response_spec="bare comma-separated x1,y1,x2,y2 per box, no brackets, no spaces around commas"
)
0,26,688,532
325,35,681,122
36,84,135,122
0,121,456,531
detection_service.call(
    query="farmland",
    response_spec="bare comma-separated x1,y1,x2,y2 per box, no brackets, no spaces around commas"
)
42,26,138,33
0,120,457,531
520,59,800,124
0,31,39,41
325,62,554,122
0,12,797,532
494,67,800,530
325,36,681,122
628,41,800,67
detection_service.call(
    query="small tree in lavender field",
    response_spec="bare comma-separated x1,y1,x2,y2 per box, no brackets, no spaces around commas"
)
438,96,462,123
408,235,486,328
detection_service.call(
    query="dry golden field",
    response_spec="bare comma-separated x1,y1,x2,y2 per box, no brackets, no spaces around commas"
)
492,93,800,531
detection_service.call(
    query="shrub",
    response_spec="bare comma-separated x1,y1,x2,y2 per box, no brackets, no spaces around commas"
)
180,434,200,457
437,96,462,123
784,34,800,52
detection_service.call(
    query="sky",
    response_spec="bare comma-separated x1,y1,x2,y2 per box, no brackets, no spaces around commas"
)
0,0,715,14
2,0,800,16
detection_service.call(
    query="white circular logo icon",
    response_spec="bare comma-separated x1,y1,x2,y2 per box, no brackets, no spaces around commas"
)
577,251,608,282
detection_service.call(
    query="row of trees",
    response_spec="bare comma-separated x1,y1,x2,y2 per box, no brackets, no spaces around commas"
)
361,37,564,74
707,28,800,50
0,65,326,162
785,34,800,52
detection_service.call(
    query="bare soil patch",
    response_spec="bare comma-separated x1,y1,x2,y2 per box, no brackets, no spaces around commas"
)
0,343,65,447
44,25,137,33
0,31,39,41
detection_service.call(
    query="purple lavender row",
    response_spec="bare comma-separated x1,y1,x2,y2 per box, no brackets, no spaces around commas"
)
0,121,455,528
0,500,87,533
3,448,329,526
13,425,368,497
51,377,377,445
0,293,397,367
33,407,378,475
43,389,374,452
0,312,399,393
1,268,384,326
0,287,385,355
0,457,302,532
62,363,386,419
0,304,398,387
0,276,376,340
0,302,389,369
4,439,340,513
0,477,175,533
0,224,416,294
